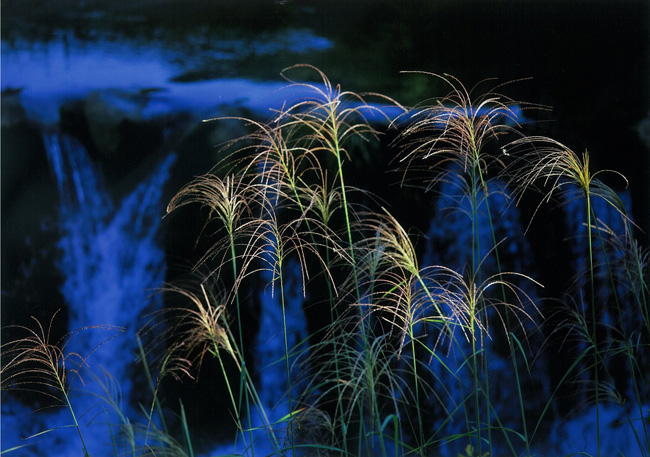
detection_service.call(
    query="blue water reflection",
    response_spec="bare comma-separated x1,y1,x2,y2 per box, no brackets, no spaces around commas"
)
1,30,332,124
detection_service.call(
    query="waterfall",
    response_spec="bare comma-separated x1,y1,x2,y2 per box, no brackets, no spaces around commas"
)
1,133,174,456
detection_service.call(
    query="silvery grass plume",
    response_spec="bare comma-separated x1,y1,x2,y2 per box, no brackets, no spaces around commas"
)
166,173,253,275
192,115,348,276
212,66,401,209
203,116,316,205
274,64,404,287
276,64,403,160
2,313,81,404
234,184,348,299
421,265,542,347
295,167,341,228
351,209,451,355
395,72,529,191
162,285,237,376
0,312,111,456
167,173,251,241
504,136,630,227
351,209,540,351
213,115,343,230
157,284,286,452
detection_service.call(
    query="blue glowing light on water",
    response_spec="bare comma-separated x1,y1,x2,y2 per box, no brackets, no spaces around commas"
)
1,31,333,124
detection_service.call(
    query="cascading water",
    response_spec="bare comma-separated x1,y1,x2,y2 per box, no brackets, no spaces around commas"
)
1,132,174,456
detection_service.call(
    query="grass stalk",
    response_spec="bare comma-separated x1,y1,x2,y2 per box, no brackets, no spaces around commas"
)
60,385,91,457
478,167,532,456
228,232,256,454
585,187,601,457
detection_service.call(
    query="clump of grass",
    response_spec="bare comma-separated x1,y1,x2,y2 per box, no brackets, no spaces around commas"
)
395,73,545,455
3,66,648,457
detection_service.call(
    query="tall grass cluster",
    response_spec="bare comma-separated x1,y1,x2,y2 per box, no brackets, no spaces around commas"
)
2,66,648,457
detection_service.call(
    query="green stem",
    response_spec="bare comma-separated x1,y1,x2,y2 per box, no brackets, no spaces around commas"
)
278,261,294,457
410,329,425,455
226,325,282,452
229,233,255,454
60,382,90,457
214,344,240,424
331,118,370,456
334,146,359,299
470,305,482,452
586,188,601,457
137,335,169,443
478,169,530,456
469,165,482,452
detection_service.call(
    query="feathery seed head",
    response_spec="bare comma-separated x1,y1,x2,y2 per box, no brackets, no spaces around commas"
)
505,136,630,222
397,73,524,188
1,313,86,403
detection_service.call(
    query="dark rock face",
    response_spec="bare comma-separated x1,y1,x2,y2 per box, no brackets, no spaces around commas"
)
1,89,28,127
84,89,152,158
